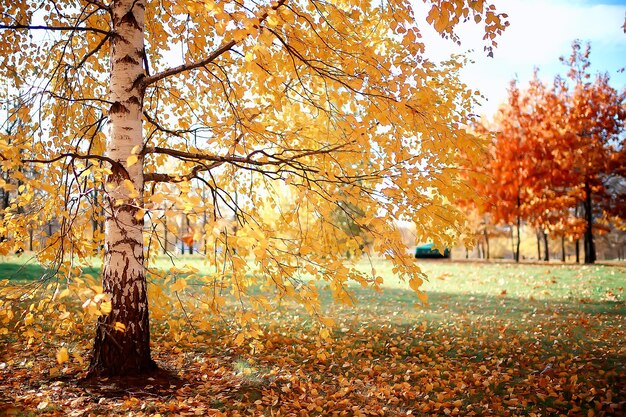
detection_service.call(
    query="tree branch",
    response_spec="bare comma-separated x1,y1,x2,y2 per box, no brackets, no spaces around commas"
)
8,152,129,180
144,161,225,183
76,32,112,69
0,24,110,36
144,0,288,86
85,0,111,11
144,40,236,87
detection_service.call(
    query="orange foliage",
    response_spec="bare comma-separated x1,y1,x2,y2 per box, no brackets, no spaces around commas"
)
466,41,625,262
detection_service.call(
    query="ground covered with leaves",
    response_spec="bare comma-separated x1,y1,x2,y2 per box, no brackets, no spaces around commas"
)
1,260,625,416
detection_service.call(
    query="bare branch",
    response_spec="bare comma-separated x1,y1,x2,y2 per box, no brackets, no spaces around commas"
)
0,24,110,36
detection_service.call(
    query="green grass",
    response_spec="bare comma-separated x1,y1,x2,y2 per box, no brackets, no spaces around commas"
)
0,256,101,283
1,253,623,303
1,254,624,416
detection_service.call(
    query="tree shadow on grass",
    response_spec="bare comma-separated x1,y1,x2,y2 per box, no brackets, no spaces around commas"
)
75,366,186,398
337,285,626,319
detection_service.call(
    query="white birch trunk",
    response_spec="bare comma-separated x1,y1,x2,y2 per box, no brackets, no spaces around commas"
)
89,0,155,376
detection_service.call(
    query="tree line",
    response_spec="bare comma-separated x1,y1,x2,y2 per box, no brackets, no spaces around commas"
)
463,41,625,264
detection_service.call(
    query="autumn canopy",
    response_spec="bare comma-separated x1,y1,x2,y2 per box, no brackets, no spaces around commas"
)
0,0,507,376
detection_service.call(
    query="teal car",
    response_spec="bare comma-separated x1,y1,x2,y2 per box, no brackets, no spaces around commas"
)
415,243,450,258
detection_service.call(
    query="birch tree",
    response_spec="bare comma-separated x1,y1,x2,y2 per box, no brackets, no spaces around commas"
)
0,0,507,376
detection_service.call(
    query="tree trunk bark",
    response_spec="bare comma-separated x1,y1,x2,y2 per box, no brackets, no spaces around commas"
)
186,215,193,254
514,195,521,263
542,230,549,262
583,179,596,264
484,229,490,260
91,186,104,254
163,215,168,254
575,239,580,263
561,235,566,262
89,0,156,377
510,226,515,261
515,218,520,262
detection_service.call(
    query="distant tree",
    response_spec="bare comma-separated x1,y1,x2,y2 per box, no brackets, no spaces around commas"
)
559,41,625,264
472,81,533,262
468,42,624,264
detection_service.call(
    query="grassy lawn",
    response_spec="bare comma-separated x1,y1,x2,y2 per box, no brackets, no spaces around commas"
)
0,255,624,416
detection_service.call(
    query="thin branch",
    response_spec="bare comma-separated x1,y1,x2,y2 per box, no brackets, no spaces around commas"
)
43,90,113,105
76,32,111,69
144,40,236,86
144,161,224,183
143,111,193,138
0,24,110,36
144,0,288,86
85,0,111,11
10,152,128,179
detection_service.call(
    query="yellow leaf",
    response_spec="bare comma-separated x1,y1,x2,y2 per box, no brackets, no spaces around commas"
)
100,300,112,315
151,193,165,204
171,278,188,292
72,352,84,366
126,154,139,167
122,179,136,193
409,277,423,292
234,332,245,346
93,293,107,302
319,328,330,340
114,322,126,332
417,291,428,304
56,347,69,364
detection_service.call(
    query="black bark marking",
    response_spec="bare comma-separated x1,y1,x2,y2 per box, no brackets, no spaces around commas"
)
120,10,141,30
89,250,155,376
108,163,130,181
110,101,129,115
130,74,146,93
127,96,141,108
117,54,140,65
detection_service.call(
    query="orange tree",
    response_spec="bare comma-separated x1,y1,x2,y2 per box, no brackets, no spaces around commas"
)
522,73,583,261
471,81,533,262
468,42,624,264
559,41,625,263
0,0,508,376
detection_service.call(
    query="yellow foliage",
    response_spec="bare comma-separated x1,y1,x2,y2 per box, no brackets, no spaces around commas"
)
56,347,69,364
0,0,509,362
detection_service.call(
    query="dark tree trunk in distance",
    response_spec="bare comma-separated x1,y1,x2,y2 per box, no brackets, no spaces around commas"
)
542,230,549,262
484,229,490,260
514,195,521,263
583,180,596,264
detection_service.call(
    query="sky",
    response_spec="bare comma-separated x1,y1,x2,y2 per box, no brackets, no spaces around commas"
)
416,0,626,119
